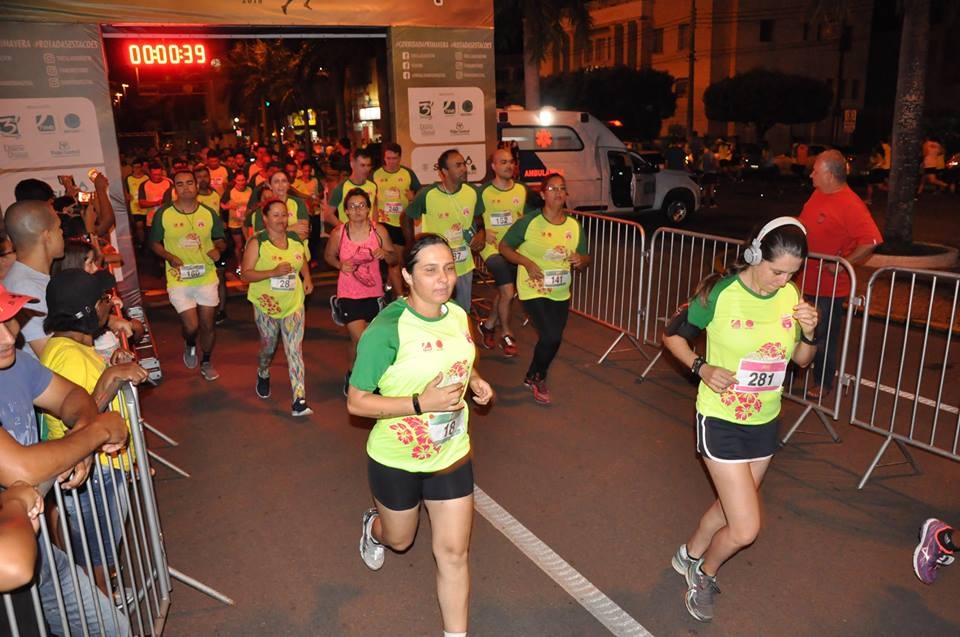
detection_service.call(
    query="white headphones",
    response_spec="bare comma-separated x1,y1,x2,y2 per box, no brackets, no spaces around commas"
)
743,216,807,265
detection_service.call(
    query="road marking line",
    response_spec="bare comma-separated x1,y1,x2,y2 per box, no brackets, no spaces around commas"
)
473,486,654,637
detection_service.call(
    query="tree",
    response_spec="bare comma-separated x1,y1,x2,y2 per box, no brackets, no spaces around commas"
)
541,66,677,140
226,40,302,143
703,69,832,141
884,0,930,251
495,0,592,109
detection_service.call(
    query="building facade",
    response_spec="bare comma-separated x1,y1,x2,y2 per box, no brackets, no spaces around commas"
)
539,0,874,151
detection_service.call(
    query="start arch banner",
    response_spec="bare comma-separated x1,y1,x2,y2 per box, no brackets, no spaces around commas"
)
0,2,494,307
3,1,493,28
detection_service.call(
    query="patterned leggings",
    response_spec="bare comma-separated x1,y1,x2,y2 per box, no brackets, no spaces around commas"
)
254,306,306,400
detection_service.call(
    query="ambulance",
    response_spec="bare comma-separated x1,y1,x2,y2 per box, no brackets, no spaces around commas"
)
497,107,700,224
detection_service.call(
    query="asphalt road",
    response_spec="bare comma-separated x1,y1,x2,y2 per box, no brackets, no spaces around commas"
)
653,175,960,263
135,263,959,636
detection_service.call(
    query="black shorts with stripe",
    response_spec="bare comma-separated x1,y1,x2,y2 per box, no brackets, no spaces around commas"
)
696,412,780,462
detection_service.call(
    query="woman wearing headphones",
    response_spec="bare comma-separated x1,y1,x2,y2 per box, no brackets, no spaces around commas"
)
662,217,818,623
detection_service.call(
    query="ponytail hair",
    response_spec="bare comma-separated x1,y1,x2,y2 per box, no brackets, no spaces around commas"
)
693,222,808,304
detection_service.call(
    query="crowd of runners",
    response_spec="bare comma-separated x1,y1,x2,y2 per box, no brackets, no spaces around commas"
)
0,136,954,636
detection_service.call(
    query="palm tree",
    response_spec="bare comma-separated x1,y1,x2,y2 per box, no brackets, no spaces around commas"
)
226,40,302,143
884,0,930,251
496,0,592,109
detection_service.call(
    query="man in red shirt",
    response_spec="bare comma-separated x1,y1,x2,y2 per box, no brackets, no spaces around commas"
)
798,150,882,397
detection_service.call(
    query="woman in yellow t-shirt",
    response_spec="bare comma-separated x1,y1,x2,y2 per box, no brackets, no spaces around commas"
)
661,218,818,622
499,173,590,405
347,234,493,636
241,199,314,416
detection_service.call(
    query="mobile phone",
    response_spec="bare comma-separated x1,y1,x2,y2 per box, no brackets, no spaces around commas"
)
77,191,93,203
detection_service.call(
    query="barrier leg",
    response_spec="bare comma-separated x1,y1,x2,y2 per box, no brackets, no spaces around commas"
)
168,567,235,606
857,436,922,489
597,333,647,365
141,420,179,447
147,450,191,478
635,349,663,383
781,405,841,445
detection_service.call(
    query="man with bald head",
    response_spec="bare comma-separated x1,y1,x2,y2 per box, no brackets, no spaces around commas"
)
475,147,536,356
1,199,65,358
798,149,882,398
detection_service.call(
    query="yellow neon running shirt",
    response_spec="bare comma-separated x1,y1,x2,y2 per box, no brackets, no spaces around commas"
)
222,186,253,230
687,275,801,424
478,181,533,260
246,231,308,318
352,299,475,473
373,166,421,227
125,174,148,216
501,211,586,301
329,178,378,224
250,196,309,233
406,183,484,277
148,203,224,288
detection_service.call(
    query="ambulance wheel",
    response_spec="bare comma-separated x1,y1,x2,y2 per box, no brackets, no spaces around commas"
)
663,190,695,225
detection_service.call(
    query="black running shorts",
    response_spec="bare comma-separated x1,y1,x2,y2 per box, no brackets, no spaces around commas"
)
695,413,780,462
384,223,405,247
367,455,474,511
484,253,517,287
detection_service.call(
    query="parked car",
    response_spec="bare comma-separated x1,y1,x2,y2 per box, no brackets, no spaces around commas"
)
497,107,701,224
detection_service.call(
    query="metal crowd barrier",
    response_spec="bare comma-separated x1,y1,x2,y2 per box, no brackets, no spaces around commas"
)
2,383,233,636
639,227,744,378
849,266,960,488
569,211,647,363
636,226,856,443
2,383,170,636
781,254,859,444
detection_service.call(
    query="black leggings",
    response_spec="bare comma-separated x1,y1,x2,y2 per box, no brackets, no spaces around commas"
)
522,297,570,380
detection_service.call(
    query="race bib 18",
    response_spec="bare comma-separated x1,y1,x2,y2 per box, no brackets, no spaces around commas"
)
428,408,465,445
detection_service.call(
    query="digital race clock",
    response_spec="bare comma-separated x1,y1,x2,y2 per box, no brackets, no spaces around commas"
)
127,43,208,66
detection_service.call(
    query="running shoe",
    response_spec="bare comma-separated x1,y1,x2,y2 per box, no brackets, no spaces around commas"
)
256,371,270,399
183,344,198,369
360,508,385,570
523,375,551,404
291,398,313,417
500,334,518,358
477,320,496,349
685,559,720,622
672,544,696,577
343,370,351,397
200,361,220,381
914,518,955,584
329,295,345,326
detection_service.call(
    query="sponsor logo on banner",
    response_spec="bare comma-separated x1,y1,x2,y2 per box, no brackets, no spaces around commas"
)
51,140,80,158
64,113,81,129
4,144,28,160
418,101,432,118
35,114,56,133
0,115,21,138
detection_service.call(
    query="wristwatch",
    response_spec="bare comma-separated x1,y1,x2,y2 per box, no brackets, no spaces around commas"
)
691,356,706,377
